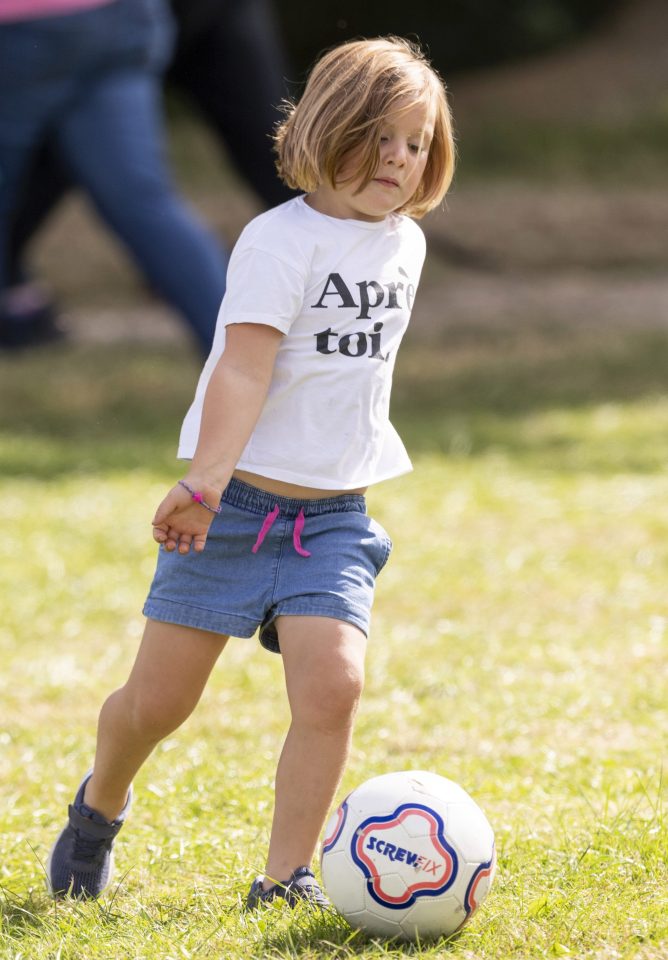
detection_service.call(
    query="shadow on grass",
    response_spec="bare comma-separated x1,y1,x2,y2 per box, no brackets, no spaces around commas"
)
392,328,668,472
0,887,54,937
0,884,140,954
0,885,125,933
252,908,463,959
1,330,668,479
0,342,197,478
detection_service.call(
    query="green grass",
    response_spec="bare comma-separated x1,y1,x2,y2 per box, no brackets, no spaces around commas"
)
457,107,668,184
0,332,667,959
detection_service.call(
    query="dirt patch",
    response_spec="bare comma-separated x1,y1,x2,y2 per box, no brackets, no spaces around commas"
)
413,181,668,345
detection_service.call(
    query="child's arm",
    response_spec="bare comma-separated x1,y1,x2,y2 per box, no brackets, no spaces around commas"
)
152,323,283,554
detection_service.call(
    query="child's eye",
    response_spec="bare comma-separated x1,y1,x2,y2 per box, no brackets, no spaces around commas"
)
409,143,421,154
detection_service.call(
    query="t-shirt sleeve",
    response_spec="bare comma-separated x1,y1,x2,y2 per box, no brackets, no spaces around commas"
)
221,247,306,335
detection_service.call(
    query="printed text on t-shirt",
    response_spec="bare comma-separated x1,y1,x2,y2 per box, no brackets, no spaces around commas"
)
310,268,415,318
311,268,413,361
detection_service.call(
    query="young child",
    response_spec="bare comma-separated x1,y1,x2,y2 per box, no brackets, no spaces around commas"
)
47,35,455,908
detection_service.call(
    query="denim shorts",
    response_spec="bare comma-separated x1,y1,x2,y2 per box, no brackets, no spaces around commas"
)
143,478,392,653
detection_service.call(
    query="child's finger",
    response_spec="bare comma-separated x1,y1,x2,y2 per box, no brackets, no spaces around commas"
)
193,533,208,552
152,503,175,527
152,486,187,526
162,526,182,552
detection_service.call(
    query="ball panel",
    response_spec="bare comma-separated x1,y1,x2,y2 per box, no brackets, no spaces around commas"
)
321,797,349,853
446,802,495,862
320,849,366,913
345,908,404,939
404,771,473,804
463,848,497,916
399,894,466,940
368,871,408,900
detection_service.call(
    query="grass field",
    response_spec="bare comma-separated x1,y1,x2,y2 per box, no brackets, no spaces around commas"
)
1,328,667,960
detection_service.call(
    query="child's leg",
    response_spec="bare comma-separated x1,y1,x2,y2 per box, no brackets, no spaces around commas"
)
263,615,366,884
83,619,228,820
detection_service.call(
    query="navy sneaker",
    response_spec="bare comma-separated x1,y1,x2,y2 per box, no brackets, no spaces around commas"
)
0,302,65,350
246,865,330,910
46,773,132,898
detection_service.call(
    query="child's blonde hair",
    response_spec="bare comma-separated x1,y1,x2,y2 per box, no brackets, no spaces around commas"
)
275,36,455,219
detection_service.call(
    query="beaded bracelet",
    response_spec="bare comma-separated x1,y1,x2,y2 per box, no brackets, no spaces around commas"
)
178,479,222,515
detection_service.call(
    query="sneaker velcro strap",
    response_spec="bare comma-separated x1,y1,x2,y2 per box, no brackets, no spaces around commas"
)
67,804,121,839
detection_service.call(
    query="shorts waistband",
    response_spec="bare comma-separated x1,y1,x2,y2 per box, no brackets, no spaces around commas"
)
222,477,366,519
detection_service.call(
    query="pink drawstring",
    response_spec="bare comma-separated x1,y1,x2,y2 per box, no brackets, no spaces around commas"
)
251,504,280,553
251,505,311,557
293,508,311,557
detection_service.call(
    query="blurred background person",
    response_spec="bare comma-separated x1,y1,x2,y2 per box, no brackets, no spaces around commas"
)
2,0,294,352
167,0,292,210
0,0,232,353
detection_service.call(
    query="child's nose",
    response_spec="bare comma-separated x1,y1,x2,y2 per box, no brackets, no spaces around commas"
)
385,142,407,166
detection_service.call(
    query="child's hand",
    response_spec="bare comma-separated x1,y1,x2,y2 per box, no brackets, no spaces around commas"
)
151,481,222,554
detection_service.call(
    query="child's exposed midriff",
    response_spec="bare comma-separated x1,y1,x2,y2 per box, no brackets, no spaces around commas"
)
233,469,367,499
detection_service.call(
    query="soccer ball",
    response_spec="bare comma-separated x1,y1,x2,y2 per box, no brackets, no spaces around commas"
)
320,770,496,941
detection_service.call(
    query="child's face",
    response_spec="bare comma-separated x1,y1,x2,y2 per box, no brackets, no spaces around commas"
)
310,99,435,222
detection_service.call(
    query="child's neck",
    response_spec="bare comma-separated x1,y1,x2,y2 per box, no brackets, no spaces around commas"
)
305,187,387,223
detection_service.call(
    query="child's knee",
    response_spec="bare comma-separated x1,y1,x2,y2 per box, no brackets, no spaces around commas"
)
296,661,365,732
106,684,194,742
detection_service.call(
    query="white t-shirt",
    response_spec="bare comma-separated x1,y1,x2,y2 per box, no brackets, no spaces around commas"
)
178,196,427,489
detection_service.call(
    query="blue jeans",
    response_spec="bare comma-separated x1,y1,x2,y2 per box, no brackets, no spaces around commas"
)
0,0,227,352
